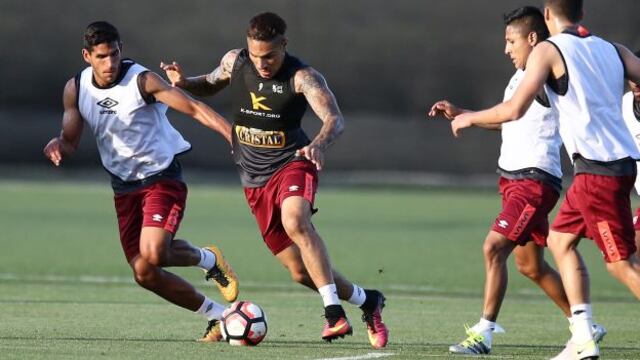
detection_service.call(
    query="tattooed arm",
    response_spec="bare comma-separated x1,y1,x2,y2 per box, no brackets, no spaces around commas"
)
160,49,240,97
293,67,345,170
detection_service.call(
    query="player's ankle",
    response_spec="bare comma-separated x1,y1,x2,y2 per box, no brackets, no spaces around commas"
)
472,317,496,333
359,289,379,312
325,304,346,320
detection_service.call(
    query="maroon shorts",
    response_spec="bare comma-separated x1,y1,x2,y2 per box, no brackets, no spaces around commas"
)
244,160,318,255
491,177,560,246
114,179,187,262
551,174,636,263
635,207,640,231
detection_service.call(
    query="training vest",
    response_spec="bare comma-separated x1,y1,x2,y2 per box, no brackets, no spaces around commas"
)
77,60,191,182
544,30,639,164
230,49,311,187
499,69,562,181
622,91,640,194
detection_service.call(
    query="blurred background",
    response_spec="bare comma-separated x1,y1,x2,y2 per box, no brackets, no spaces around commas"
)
3,3,640,357
2,0,639,185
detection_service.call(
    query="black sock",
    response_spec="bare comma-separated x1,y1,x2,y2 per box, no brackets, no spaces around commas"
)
360,289,380,312
324,304,346,320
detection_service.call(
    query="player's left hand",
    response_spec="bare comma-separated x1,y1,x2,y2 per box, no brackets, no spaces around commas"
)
428,100,461,120
296,144,324,171
43,137,64,166
451,113,474,137
160,61,186,87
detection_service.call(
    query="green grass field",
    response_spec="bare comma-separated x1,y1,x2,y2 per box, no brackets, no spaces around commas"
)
1,180,639,359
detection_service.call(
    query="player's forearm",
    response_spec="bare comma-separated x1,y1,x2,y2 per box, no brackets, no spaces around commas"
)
58,132,80,155
470,102,522,127
475,123,502,130
311,115,344,151
180,75,224,97
192,102,232,145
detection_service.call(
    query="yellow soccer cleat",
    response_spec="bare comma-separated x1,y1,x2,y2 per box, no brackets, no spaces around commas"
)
199,319,223,342
204,246,239,302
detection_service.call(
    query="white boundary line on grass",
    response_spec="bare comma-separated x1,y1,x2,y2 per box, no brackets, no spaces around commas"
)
0,273,442,293
314,353,394,360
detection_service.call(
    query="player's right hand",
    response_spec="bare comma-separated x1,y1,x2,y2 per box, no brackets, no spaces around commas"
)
428,100,461,120
43,137,64,166
451,112,474,138
296,144,325,171
160,61,186,87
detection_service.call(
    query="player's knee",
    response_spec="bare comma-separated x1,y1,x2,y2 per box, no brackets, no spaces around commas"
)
483,233,512,263
516,260,542,281
482,240,501,262
289,266,311,285
605,259,629,278
139,246,167,267
282,214,313,239
132,262,161,290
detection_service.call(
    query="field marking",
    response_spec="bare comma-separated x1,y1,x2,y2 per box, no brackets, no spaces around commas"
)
314,353,394,360
0,273,441,292
0,273,469,298
1,273,635,304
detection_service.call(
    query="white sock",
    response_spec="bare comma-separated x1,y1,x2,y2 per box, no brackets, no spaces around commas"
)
472,317,496,332
347,284,366,306
470,318,495,347
570,303,592,318
197,248,216,271
196,297,225,320
318,284,340,307
570,304,594,344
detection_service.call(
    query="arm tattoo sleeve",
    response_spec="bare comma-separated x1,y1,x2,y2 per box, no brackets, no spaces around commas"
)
299,68,345,150
185,50,237,96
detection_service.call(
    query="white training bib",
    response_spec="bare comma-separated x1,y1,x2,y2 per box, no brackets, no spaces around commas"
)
77,60,191,181
544,33,639,162
622,91,640,195
499,69,562,178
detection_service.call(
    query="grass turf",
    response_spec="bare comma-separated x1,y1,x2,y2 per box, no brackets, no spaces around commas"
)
0,181,638,359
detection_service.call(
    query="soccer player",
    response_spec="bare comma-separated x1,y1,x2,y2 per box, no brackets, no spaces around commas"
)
161,12,388,347
621,52,640,257
450,1,640,358
429,6,603,355
43,21,239,341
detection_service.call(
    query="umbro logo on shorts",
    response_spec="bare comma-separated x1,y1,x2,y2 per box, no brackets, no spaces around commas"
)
152,214,163,222
288,185,300,192
497,219,509,229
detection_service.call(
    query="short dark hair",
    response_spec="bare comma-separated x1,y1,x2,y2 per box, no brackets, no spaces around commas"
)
84,21,120,50
503,6,550,41
545,0,583,23
247,12,287,41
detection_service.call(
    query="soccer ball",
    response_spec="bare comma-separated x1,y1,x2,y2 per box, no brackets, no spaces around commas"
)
220,301,268,346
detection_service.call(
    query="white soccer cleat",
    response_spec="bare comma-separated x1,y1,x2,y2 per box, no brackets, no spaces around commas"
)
551,324,607,360
550,324,604,360
574,339,599,360
449,325,492,355
550,340,575,360
550,340,599,360
591,324,606,343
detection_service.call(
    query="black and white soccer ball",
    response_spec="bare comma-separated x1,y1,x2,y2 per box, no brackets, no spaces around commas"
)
220,301,268,346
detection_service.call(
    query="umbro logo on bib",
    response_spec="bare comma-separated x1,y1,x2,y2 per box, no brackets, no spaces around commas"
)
97,97,118,114
97,97,118,109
